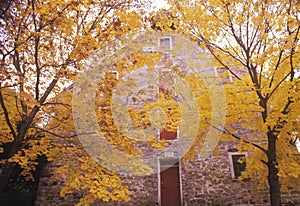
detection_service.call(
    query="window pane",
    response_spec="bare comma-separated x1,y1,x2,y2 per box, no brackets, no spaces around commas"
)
160,38,171,50
232,155,246,178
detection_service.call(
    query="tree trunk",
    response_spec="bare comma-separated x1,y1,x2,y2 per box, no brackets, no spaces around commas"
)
0,162,15,195
267,131,282,206
0,141,20,196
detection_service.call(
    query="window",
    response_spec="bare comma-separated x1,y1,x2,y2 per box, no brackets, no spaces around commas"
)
158,69,177,95
112,70,119,79
228,152,246,179
159,37,173,51
160,128,177,141
157,68,178,141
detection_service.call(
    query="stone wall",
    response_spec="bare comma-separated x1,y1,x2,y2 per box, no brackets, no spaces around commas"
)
35,140,300,206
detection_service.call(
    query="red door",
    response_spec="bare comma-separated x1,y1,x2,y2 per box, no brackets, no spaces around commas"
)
160,159,181,206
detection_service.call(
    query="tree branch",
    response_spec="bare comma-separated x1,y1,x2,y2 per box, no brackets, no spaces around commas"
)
0,88,17,139
18,75,60,144
31,0,41,100
212,125,268,155
268,71,292,99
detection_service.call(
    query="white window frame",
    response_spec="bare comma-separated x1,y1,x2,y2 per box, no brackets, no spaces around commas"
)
228,152,247,179
158,36,173,51
112,70,119,79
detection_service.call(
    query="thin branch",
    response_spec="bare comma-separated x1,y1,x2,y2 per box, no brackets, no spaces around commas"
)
0,83,20,89
33,126,77,139
34,126,94,139
271,97,294,133
249,27,261,54
268,71,292,99
260,159,268,166
281,97,293,115
0,88,17,139
245,2,250,49
267,50,284,95
289,26,299,82
42,102,71,107
89,7,104,31
18,75,60,144
212,125,268,155
31,0,41,100
225,4,248,58
210,40,247,67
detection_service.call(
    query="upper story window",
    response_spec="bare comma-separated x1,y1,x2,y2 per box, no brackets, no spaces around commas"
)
160,128,178,141
228,152,246,179
158,68,177,94
112,70,119,79
159,36,173,51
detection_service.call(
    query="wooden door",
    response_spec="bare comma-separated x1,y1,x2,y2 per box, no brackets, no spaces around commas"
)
160,159,181,206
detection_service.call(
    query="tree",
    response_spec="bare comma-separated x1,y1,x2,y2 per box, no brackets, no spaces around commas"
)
168,0,300,205
0,0,142,203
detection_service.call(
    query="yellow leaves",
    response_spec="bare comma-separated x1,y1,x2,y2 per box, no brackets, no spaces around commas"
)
276,136,300,190
170,0,300,192
1,1,147,205
70,34,98,60
119,11,141,33
128,107,151,128
149,9,179,32
55,152,131,205
0,88,21,148
8,137,53,180
212,148,219,157
0,146,4,154
59,186,72,197
260,33,269,41
147,138,168,151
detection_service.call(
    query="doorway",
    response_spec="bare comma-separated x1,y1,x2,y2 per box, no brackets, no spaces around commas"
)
159,159,181,206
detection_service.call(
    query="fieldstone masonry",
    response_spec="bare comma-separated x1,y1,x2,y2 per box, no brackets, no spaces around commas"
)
35,140,300,206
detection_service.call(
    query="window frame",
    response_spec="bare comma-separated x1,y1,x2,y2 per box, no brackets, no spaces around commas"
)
228,152,247,179
158,36,173,51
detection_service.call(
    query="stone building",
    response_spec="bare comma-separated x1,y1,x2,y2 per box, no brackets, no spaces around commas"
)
35,34,300,206
34,140,300,205
35,139,300,206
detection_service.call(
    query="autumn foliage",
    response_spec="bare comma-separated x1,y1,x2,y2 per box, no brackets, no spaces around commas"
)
168,0,300,205
0,0,143,204
0,0,299,205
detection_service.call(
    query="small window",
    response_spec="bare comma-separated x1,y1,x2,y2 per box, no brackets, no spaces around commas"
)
158,69,176,95
228,152,246,179
160,158,179,169
159,37,172,51
112,70,119,79
160,128,177,140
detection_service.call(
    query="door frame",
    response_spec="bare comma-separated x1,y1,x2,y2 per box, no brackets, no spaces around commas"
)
157,157,183,206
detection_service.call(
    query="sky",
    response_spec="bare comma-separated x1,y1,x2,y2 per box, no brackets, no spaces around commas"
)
152,0,169,10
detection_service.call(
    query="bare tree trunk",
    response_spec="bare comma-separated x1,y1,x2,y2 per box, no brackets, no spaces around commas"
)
267,131,282,206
